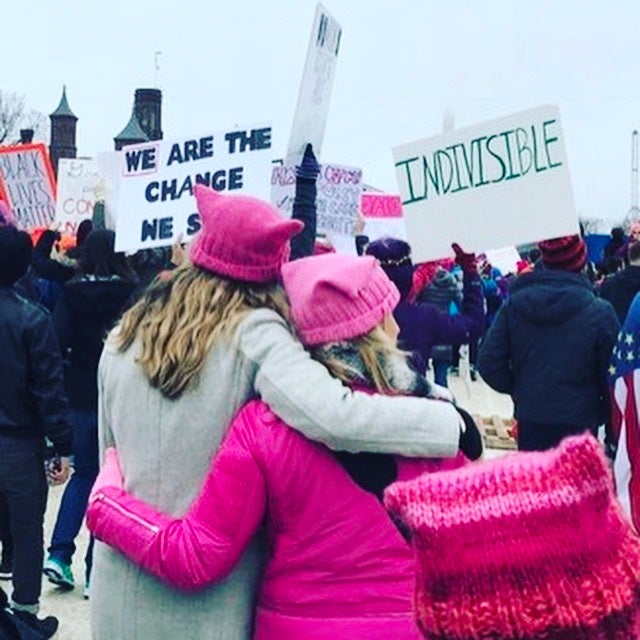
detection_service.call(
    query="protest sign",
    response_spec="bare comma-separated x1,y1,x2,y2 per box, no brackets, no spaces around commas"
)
271,162,362,236
485,246,522,275
393,105,578,262
0,143,56,230
286,3,342,161
100,125,274,252
360,193,407,242
55,158,101,236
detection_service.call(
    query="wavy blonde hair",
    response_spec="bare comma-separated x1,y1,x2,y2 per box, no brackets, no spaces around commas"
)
114,265,289,400
310,325,407,395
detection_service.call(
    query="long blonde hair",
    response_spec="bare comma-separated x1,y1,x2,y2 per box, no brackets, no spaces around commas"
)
114,265,288,400
310,325,407,395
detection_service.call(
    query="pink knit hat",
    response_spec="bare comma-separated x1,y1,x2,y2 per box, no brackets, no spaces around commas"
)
281,253,400,346
189,185,303,283
384,435,640,639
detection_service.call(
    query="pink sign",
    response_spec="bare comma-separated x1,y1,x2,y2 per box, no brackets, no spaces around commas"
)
361,193,403,218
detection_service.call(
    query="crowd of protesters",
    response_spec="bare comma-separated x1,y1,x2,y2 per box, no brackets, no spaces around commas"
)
3,149,640,638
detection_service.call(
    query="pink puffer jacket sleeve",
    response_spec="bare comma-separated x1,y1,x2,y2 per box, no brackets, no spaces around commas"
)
86,405,267,591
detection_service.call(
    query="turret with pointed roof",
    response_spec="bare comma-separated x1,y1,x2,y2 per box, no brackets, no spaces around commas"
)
49,86,78,175
114,110,149,150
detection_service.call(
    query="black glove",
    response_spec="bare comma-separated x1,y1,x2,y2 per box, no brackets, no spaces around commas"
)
296,144,320,182
457,406,483,461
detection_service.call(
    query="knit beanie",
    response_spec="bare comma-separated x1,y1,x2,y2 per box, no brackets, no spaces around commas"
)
281,253,400,346
365,237,414,299
384,435,640,640
538,234,587,272
189,184,303,283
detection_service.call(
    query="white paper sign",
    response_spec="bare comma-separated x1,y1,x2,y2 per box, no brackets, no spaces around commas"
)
393,105,578,262
271,163,362,236
360,193,407,242
286,3,342,160
485,246,522,275
54,158,101,236
100,126,274,252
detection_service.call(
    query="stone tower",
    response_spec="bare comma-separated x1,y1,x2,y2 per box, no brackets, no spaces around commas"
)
114,111,149,151
134,88,162,141
49,86,77,176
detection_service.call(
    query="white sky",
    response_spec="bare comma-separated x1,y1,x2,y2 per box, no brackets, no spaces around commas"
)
3,0,640,226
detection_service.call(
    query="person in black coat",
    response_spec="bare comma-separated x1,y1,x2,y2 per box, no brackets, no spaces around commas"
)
0,226,71,638
43,230,138,596
600,241,640,323
478,234,619,452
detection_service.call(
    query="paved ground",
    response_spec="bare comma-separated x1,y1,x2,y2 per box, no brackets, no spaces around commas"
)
16,375,513,639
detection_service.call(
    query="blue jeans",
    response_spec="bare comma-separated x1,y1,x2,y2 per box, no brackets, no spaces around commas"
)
0,435,48,607
48,409,98,581
433,360,449,388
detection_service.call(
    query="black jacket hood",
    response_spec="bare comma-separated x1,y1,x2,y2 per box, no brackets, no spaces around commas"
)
509,270,594,325
62,276,136,317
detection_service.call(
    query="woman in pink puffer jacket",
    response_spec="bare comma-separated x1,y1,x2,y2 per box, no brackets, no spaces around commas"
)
87,253,481,640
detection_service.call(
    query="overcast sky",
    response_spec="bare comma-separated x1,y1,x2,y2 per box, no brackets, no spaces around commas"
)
3,0,640,226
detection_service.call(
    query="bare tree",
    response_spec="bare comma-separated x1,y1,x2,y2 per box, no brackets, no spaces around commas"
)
0,90,49,144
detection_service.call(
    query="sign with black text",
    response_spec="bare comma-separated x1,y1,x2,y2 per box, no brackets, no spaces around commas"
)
100,126,274,252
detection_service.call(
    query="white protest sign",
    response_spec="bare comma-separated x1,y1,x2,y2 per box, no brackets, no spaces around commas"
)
485,246,522,275
0,143,56,230
286,3,342,161
360,193,407,242
393,105,578,262
100,126,274,252
54,158,101,236
271,163,362,236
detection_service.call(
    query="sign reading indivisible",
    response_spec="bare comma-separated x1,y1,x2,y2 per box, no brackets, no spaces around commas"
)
100,126,274,252
286,3,342,161
271,162,362,236
392,105,578,262
55,158,101,236
0,143,56,230
360,193,407,242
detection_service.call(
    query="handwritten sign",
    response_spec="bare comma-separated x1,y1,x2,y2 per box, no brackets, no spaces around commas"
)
99,126,273,252
0,143,56,230
393,104,578,261
286,3,342,161
54,158,101,236
360,193,407,241
271,162,362,235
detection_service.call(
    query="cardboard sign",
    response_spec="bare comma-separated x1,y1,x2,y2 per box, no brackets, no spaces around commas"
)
393,105,578,262
0,143,56,230
54,158,101,236
271,162,362,236
100,126,274,252
286,3,342,160
360,193,407,241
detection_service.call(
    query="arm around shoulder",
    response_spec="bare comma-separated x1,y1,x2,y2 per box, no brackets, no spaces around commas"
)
236,309,461,457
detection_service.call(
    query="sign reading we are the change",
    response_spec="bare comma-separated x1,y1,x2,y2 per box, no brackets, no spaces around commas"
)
286,3,342,162
0,143,56,230
393,105,578,262
100,126,273,252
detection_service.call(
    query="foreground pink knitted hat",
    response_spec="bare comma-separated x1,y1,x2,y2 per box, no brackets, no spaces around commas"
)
281,253,400,346
189,185,303,283
384,435,640,640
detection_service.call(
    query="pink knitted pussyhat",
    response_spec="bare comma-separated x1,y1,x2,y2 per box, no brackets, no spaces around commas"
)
281,253,400,346
189,185,303,283
384,435,640,640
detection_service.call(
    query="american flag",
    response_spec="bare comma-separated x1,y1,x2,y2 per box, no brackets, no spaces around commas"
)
610,329,640,532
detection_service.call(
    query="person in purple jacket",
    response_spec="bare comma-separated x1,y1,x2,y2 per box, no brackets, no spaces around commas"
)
365,238,485,377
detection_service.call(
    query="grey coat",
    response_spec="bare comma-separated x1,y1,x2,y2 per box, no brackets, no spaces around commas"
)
91,309,461,639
